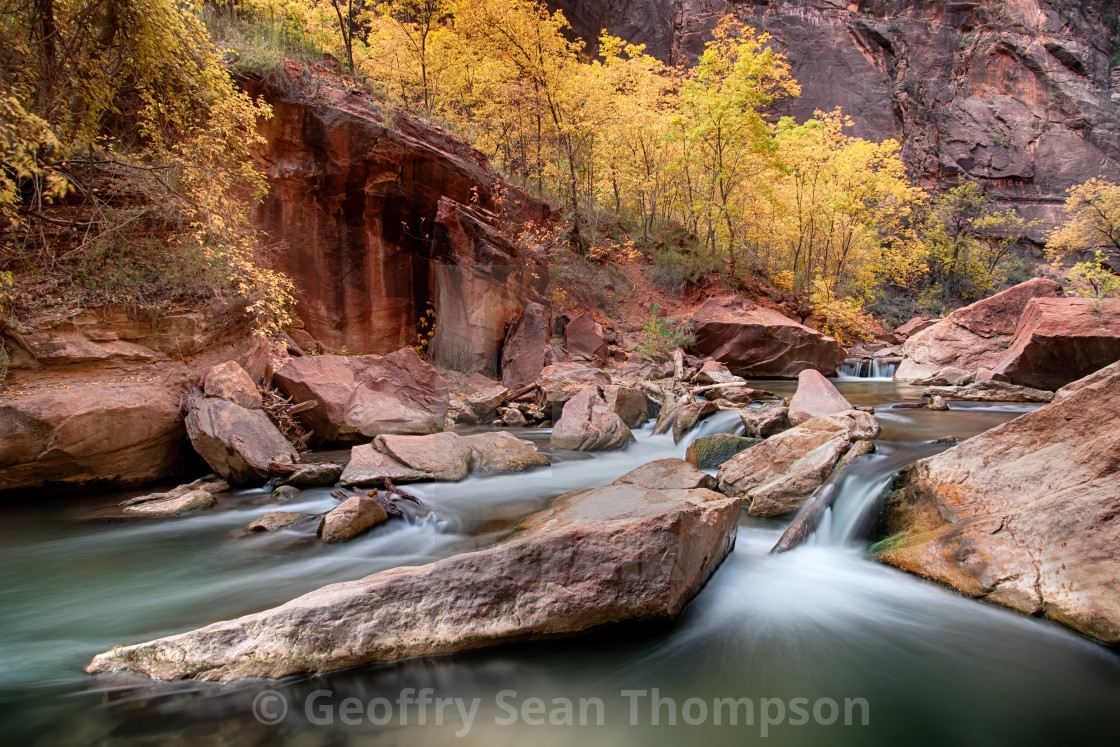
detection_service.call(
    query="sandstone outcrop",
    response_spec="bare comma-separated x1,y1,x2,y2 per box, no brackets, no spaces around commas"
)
272,348,449,444
876,360,1120,643
689,296,840,377
87,484,741,680
718,410,880,517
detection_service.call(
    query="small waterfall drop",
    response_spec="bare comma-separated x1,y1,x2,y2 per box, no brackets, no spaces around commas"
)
835,357,900,381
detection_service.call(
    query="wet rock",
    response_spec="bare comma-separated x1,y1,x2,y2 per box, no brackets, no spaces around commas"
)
467,385,509,421
601,384,650,427
376,432,476,481
689,296,841,377
203,361,262,409
923,381,1054,403
739,405,791,439
121,490,215,519
87,484,740,680
464,432,550,474
875,359,1120,643
550,389,634,451
498,407,527,427
672,400,718,442
787,369,853,425
685,434,762,470
272,348,449,444
272,485,301,501
244,511,305,533
119,475,230,507
718,410,880,517
912,366,975,387
991,297,1120,391
318,495,388,543
184,393,297,485
535,363,611,417
611,458,717,490
281,463,343,488
896,278,1061,381
927,395,950,411
692,359,739,385
500,302,555,391
700,385,778,404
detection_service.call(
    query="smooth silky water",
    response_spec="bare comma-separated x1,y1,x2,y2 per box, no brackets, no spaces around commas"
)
1,382,1118,745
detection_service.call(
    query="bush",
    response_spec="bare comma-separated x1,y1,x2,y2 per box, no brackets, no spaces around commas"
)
639,302,695,356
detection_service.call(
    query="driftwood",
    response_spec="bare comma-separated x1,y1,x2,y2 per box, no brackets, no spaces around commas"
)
672,348,685,381
689,381,750,395
507,383,537,400
267,460,301,475
258,386,315,450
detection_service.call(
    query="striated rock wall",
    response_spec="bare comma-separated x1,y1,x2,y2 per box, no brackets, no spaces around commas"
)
248,81,552,361
551,0,1120,240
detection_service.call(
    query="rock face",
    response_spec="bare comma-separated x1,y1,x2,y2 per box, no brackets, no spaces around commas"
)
875,360,1120,643
184,394,298,485
427,198,549,376
896,278,1062,381
992,297,1120,390
718,410,880,517
563,313,609,363
272,348,449,444
319,495,388,543
501,302,555,390
689,296,841,377
550,388,635,451
550,0,1120,238
249,82,551,361
0,300,268,494
86,484,741,681
787,369,853,425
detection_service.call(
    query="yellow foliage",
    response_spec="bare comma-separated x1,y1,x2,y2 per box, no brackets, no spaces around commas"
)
1048,178,1120,259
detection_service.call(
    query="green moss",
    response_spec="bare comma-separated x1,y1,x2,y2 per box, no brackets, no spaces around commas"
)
868,531,910,557
685,434,762,470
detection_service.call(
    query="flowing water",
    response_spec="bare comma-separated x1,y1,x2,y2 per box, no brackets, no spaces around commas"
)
1,382,1118,745
835,358,900,381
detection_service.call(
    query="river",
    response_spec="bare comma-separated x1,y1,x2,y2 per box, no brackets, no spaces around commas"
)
1,381,1118,745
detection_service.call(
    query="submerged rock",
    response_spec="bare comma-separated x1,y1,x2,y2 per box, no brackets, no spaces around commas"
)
86,484,740,681
875,359,1120,643
718,410,880,517
550,388,634,451
685,434,762,470
184,393,297,485
787,369,853,425
121,490,215,519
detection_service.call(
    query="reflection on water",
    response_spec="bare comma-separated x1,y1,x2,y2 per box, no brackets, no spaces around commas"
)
1,382,1117,745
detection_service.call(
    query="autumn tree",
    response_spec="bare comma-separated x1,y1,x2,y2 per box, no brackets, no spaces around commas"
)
1048,178,1120,256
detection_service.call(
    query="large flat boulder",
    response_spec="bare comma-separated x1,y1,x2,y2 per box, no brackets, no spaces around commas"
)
86,484,741,681
895,278,1061,381
184,394,297,485
875,360,1120,643
992,297,1120,391
787,369,853,425
500,302,554,390
550,388,634,451
272,348,449,444
689,296,840,377
339,431,548,485
717,410,880,517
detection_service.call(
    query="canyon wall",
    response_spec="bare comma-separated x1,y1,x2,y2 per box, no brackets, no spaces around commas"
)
551,0,1120,240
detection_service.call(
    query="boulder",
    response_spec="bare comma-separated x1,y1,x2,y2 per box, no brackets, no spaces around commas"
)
611,458,717,490
689,296,841,377
739,405,791,439
463,432,550,474
536,363,611,416
895,278,1061,380
564,313,609,363
692,359,739,385
466,385,509,421
787,369,853,425
700,385,777,404
923,381,1055,403
202,361,262,409
376,432,476,482
875,360,1120,643
672,400,718,442
272,348,449,444
120,490,215,519
318,495,388,543
498,407,527,427
184,394,297,485
340,443,429,485
991,297,1120,391
550,389,634,451
894,316,939,337
87,484,740,680
601,384,650,428
119,475,230,507
244,511,305,533
500,302,554,391
685,434,762,470
281,463,344,488
718,410,880,517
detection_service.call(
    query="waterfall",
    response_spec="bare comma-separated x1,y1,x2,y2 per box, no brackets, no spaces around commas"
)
835,357,899,381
